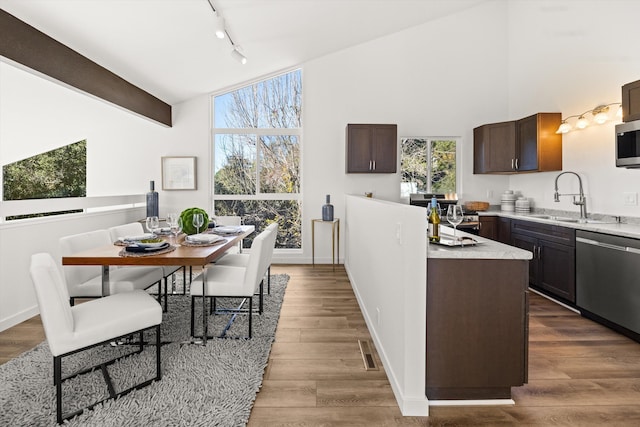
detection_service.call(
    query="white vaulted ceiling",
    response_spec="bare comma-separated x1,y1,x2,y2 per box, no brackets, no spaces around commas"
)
0,0,485,104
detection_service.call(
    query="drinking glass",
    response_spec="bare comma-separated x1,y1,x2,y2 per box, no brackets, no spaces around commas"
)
192,213,204,235
145,216,159,234
446,205,464,239
166,212,178,228
171,218,183,245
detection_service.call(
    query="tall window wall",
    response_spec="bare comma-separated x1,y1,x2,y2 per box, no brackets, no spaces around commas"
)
212,69,302,249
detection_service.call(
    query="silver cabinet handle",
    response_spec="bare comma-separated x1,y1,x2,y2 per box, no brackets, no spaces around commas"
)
515,158,519,170
511,159,514,170
373,160,376,170
369,160,372,170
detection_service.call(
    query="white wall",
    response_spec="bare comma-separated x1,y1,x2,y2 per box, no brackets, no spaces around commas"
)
505,0,640,217
344,195,427,416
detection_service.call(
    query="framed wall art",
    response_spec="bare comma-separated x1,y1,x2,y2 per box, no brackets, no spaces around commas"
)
161,156,197,190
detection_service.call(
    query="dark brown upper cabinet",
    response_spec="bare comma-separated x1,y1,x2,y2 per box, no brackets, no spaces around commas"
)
473,113,562,174
622,79,640,122
346,124,397,173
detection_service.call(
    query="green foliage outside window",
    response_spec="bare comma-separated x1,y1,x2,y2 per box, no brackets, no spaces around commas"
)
401,138,456,197
2,140,86,219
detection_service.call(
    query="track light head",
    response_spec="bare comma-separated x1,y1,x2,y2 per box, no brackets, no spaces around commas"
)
231,47,247,64
214,13,225,39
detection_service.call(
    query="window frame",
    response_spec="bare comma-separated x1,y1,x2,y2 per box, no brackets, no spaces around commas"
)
210,68,303,252
400,136,461,198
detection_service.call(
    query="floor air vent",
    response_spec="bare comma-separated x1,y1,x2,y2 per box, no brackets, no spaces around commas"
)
358,340,378,371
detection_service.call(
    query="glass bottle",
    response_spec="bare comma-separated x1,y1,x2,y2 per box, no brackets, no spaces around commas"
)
428,197,441,242
146,180,159,218
322,194,334,221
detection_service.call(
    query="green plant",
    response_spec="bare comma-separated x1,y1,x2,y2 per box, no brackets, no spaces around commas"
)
179,207,209,235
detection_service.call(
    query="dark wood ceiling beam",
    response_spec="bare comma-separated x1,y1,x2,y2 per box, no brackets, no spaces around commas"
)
0,9,172,127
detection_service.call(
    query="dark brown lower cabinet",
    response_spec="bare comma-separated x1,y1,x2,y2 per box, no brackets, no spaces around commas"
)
478,216,497,240
426,258,529,400
511,220,576,303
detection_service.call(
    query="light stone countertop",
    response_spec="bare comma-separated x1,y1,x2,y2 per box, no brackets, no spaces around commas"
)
428,225,533,260
478,211,640,240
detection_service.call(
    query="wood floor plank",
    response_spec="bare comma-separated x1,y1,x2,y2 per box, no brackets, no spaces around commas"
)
5,263,640,426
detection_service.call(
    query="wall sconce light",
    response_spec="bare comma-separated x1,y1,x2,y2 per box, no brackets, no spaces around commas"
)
556,102,623,134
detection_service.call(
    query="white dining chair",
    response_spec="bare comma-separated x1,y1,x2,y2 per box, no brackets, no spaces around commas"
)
29,253,162,424
215,222,278,294
190,226,273,339
59,229,164,304
108,222,184,311
213,215,243,254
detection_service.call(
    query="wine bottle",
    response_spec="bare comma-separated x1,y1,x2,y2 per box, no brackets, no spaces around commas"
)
428,197,440,243
146,180,159,218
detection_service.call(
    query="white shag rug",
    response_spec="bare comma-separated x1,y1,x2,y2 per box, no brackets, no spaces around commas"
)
0,273,289,426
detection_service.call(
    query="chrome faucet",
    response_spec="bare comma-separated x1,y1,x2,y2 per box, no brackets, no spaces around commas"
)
554,171,587,219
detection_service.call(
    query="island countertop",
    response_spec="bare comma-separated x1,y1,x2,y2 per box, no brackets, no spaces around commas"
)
428,225,533,260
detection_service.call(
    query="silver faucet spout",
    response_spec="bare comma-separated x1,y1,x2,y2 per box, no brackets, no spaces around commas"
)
554,171,588,219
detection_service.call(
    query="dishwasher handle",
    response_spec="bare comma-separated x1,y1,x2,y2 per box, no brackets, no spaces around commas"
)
576,236,640,255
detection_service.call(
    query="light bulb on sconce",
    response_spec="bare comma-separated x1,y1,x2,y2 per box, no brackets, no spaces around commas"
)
555,102,622,134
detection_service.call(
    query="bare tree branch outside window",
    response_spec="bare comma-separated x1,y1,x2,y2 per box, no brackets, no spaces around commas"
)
213,70,302,248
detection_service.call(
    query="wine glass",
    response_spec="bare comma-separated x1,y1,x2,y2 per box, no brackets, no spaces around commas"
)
171,217,183,245
446,205,464,240
166,212,178,228
192,213,204,235
145,216,159,235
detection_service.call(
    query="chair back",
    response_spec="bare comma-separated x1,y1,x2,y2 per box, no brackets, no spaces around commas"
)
214,216,242,226
241,229,269,295
59,229,111,296
29,253,74,357
108,222,145,242
261,223,278,276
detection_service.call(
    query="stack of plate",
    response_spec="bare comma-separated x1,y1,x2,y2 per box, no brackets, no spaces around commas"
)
515,197,530,214
501,190,516,212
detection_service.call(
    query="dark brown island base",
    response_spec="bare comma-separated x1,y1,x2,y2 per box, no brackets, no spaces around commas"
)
426,226,532,400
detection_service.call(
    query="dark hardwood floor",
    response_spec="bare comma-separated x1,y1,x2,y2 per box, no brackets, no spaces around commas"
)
2,264,640,426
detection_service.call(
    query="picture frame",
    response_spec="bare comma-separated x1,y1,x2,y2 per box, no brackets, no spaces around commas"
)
161,156,197,190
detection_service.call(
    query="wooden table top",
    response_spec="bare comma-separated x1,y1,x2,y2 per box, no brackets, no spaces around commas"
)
62,225,255,267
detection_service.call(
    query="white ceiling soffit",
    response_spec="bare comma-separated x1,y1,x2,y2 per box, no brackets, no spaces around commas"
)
0,0,485,105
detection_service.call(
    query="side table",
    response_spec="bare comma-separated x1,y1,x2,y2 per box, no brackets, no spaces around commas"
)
311,218,340,271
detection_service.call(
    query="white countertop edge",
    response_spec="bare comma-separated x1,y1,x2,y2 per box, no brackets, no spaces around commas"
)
428,225,533,260
479,211,640,239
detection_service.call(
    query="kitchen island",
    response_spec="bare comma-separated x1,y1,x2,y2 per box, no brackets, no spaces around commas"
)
427,226,532,401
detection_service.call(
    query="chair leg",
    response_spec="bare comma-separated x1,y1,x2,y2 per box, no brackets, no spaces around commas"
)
163,278,168,312
190,296,195,337
54,355,62,424
259,280,264,314
70,297,75,307
248,297,253,339
155,324,162,380
182,267,187,295
267,265,271,294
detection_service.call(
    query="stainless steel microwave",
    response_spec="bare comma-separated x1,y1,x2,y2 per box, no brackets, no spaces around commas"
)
616,120,640,168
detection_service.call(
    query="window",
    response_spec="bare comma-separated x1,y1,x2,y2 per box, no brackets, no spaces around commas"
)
212,70,301,249
2,140,86,220
400,138,457,198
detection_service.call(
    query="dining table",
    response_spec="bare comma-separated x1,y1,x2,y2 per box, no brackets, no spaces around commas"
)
62,225,255,345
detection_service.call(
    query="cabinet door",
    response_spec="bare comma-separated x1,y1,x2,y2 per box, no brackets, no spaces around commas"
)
346,125,373,172
486,121,516,172
473,126,487,174
371,124,397,173
538,238,576,303
516,114,538,171
479,216,497,240
497,217,512,244
512,232,538,286
622,79,640,122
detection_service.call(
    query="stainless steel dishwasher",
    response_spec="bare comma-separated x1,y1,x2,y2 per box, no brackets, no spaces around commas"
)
576,230,640,335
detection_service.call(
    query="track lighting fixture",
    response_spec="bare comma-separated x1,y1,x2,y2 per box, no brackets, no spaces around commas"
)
206,0,247,64
231,47,247,64
555,102,622,134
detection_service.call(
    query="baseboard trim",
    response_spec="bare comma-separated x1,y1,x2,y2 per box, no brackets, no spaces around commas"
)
0,305,39,332
429,399,515,406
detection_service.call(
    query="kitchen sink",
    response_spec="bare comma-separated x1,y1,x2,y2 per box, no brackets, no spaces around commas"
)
523,214,608,224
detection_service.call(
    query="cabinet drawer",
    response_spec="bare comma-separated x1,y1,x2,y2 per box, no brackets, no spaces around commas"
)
511,219,575,247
